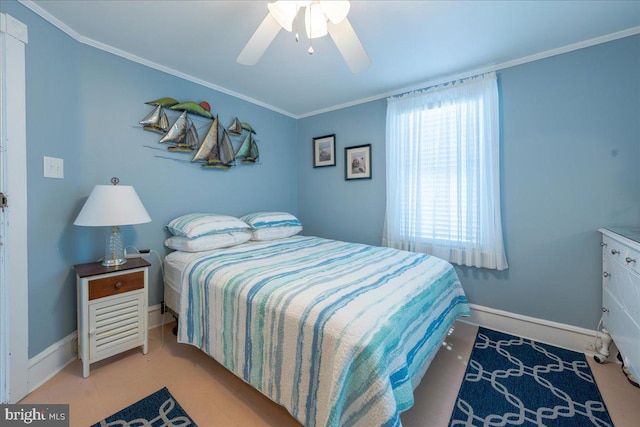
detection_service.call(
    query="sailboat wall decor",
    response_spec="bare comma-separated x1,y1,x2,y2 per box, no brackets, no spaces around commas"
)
139,104,170,133
138,97,260,170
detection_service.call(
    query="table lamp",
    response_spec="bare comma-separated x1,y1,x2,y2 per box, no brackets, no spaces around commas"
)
74,177,151,266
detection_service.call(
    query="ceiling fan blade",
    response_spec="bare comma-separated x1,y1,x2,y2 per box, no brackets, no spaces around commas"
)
327,17,371,73
237,13,282,66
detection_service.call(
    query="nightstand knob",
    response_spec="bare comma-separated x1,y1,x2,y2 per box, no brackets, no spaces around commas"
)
603,272,611,278
600,242,607,247
114,282,123,289
626,257,636,264
611,249,620,255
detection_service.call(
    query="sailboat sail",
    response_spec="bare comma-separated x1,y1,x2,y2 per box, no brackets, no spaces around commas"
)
203,129,235,169
139,105,169,133
159,111,199,152
228,117,243,135
236,132,259,163
248,138,259,161
192,116,218,162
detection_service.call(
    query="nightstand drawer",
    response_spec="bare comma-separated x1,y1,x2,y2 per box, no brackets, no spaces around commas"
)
89,271,144,300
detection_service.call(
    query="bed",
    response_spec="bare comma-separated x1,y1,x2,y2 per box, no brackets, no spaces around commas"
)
164,234,470,427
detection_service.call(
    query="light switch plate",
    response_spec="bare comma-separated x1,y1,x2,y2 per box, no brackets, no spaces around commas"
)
43,156,64,179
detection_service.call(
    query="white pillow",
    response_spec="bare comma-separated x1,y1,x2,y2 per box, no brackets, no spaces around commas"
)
166,213,249,238
251,226,302,241
165,231,252,252
241,212,302,229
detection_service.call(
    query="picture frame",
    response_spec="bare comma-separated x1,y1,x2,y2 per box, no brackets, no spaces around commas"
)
313,134,336,168
345,144,371,180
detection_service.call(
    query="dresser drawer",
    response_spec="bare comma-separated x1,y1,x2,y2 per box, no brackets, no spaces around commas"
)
603,254,640,324
602,235,627,263
626,245,640,276
88,271,144,300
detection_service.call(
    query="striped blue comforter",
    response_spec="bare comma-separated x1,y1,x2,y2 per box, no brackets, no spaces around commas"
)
177,236,470,426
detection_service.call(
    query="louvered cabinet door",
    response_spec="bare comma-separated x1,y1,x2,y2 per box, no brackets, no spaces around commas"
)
75,259,150,378
89,292,145,362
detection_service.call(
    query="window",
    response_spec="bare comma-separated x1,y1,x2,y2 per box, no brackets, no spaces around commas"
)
383,72,507,270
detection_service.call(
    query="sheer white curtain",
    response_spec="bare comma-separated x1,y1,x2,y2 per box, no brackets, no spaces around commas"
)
383,72,507,270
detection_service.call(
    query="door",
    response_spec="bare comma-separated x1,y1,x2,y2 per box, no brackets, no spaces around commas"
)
0,13,28,404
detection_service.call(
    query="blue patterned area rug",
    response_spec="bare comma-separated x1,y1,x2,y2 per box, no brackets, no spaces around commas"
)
91,387,196,426
449,327,613,426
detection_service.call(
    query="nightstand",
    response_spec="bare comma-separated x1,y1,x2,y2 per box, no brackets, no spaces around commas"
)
75,258,150,378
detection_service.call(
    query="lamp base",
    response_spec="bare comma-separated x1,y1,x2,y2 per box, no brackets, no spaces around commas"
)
102,258,127,267
102,225,126,266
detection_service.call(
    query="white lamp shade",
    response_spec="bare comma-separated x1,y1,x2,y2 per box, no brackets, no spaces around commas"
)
74,185,151,227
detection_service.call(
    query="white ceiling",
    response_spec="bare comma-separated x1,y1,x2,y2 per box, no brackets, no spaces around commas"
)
22,0,640,118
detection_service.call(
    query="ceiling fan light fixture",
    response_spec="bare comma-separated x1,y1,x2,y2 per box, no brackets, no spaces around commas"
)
267,1,299,32
320,1,350,24
239,0,369,73
305,2,328,39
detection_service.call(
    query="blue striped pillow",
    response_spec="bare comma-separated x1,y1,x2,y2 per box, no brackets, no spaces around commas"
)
240,212,302,229
166,213,250,238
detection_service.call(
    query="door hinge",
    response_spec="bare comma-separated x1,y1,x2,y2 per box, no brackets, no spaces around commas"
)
0,192,7,211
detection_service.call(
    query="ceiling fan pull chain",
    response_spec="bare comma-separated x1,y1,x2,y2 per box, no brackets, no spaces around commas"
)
308,8,314,55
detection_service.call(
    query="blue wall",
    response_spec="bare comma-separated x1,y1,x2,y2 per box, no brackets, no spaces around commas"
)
298,36,640,329
2,1,297,357
297,100,387,246
297,35,640,330
459,36,640,328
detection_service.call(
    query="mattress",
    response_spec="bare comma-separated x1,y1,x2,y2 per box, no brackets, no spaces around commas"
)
167,235,470,427
163,250,198,314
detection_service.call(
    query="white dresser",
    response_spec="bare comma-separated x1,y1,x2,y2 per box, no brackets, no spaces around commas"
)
599,227,640,382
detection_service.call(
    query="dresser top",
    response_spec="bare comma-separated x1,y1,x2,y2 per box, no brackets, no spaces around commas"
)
601,227,640,246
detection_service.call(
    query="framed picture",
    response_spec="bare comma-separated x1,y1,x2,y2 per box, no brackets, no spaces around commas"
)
313,134,336,168
345,144,371,180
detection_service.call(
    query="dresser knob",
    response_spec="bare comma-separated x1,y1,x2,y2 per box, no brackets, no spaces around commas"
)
603,272,610,278
114,282,123,289
625,257,636,264
611,249,620,255
600,242,607,247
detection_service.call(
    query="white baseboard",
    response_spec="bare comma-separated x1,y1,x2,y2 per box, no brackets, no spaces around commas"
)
27,331,77,395
462,303,618,362
26,304,175,396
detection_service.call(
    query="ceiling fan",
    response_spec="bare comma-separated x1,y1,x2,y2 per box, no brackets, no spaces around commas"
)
237,1,371,73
